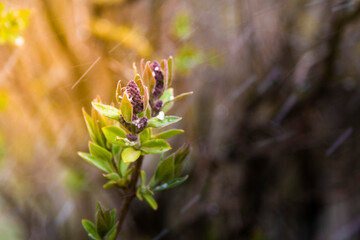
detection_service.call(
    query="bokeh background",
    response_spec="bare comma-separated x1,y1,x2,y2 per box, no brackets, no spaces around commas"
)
1,0,360,239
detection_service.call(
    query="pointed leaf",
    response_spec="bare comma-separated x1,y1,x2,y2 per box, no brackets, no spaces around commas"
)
167,56,173,87
143,86,149,110
154,129,184,139
141,139,171,154
142,190,158,210
154,155,174,184
167,91,193,103
145,105,151,119
78,152,111,173
103,173,120,181
139,128,151,144
102,126,126,143
82,108,97,143
174,144,190,177
92,102,120,121
148,116,182,128
89,142,112,163
142,61,156,93
82,220,101,240
153,175,188,192
161,59,168,89
115,80,122,104
140,170,146,186
110,209,116,226
160,88,174,112
103,180,117,189
121,147,141,163
120,93,133,123
104,222,118,240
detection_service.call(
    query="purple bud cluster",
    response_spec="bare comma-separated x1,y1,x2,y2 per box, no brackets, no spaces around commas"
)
126,134,138,141
135,117,148,133
151,61,164,98
120,114,148,136
151,100,163,117
126,80,144,113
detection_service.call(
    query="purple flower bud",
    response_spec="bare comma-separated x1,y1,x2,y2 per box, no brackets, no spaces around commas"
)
126,80,144,113
135,116,148,133
151,100,163,117
151,61,164,98
126,134,138,142
132,114,138,121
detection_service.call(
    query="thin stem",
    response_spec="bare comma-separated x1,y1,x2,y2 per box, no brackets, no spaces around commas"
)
115,155,143,238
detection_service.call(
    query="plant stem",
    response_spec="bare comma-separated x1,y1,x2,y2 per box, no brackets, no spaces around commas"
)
115,155,143,237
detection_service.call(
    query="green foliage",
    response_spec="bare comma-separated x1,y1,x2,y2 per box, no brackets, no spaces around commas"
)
82,203,118,240
92,103,121,122
0,3,30,45
147,116,182,128
121,147,141,163
120,93,133,123
154,129,184,139
150,144,190,189
79,57,192,238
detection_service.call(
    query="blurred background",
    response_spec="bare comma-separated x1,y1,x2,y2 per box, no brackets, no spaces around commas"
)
1,0,360,239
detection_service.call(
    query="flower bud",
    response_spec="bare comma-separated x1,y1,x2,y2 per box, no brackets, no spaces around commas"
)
151,61,164,98
126,134,138,142
125,80,144,114
135,116,148,133
151,100,163,117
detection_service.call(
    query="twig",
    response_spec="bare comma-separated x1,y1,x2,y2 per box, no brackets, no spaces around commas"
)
115,155,144,237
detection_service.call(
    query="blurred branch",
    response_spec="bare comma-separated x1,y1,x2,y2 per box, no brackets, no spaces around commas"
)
115,155,143,236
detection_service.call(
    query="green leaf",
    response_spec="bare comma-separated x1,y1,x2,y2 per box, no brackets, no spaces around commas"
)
82,108,97,144
142,61,156,93
167,56,173,87
119,153,130,177
154,155,174,185
103,180,117,189
91,107,107,148
154,129,184,139
120,93,133,123
174,144,190,177
115,136,136,146
153,175,188,192
92,102,120,121
96,210,109,237
148,116,182,128
121,147,141,163
82,219,101,240
140,170,146,186
166,91,193,104
115,80,122,104
89,142,112,163
104,222,118,240
160,88,174,113
161,59,168,89
140,139,171,154
103,173,120,181
142,189,158,210
145,105,151,119
139,128,151,144
110,209,116,226
102,126,126,143
78,152,111,173
162,91,193,112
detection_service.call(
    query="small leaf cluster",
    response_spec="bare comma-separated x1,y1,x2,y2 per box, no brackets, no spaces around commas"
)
78,57,192,238
0,3,30,45
82,203,118,240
